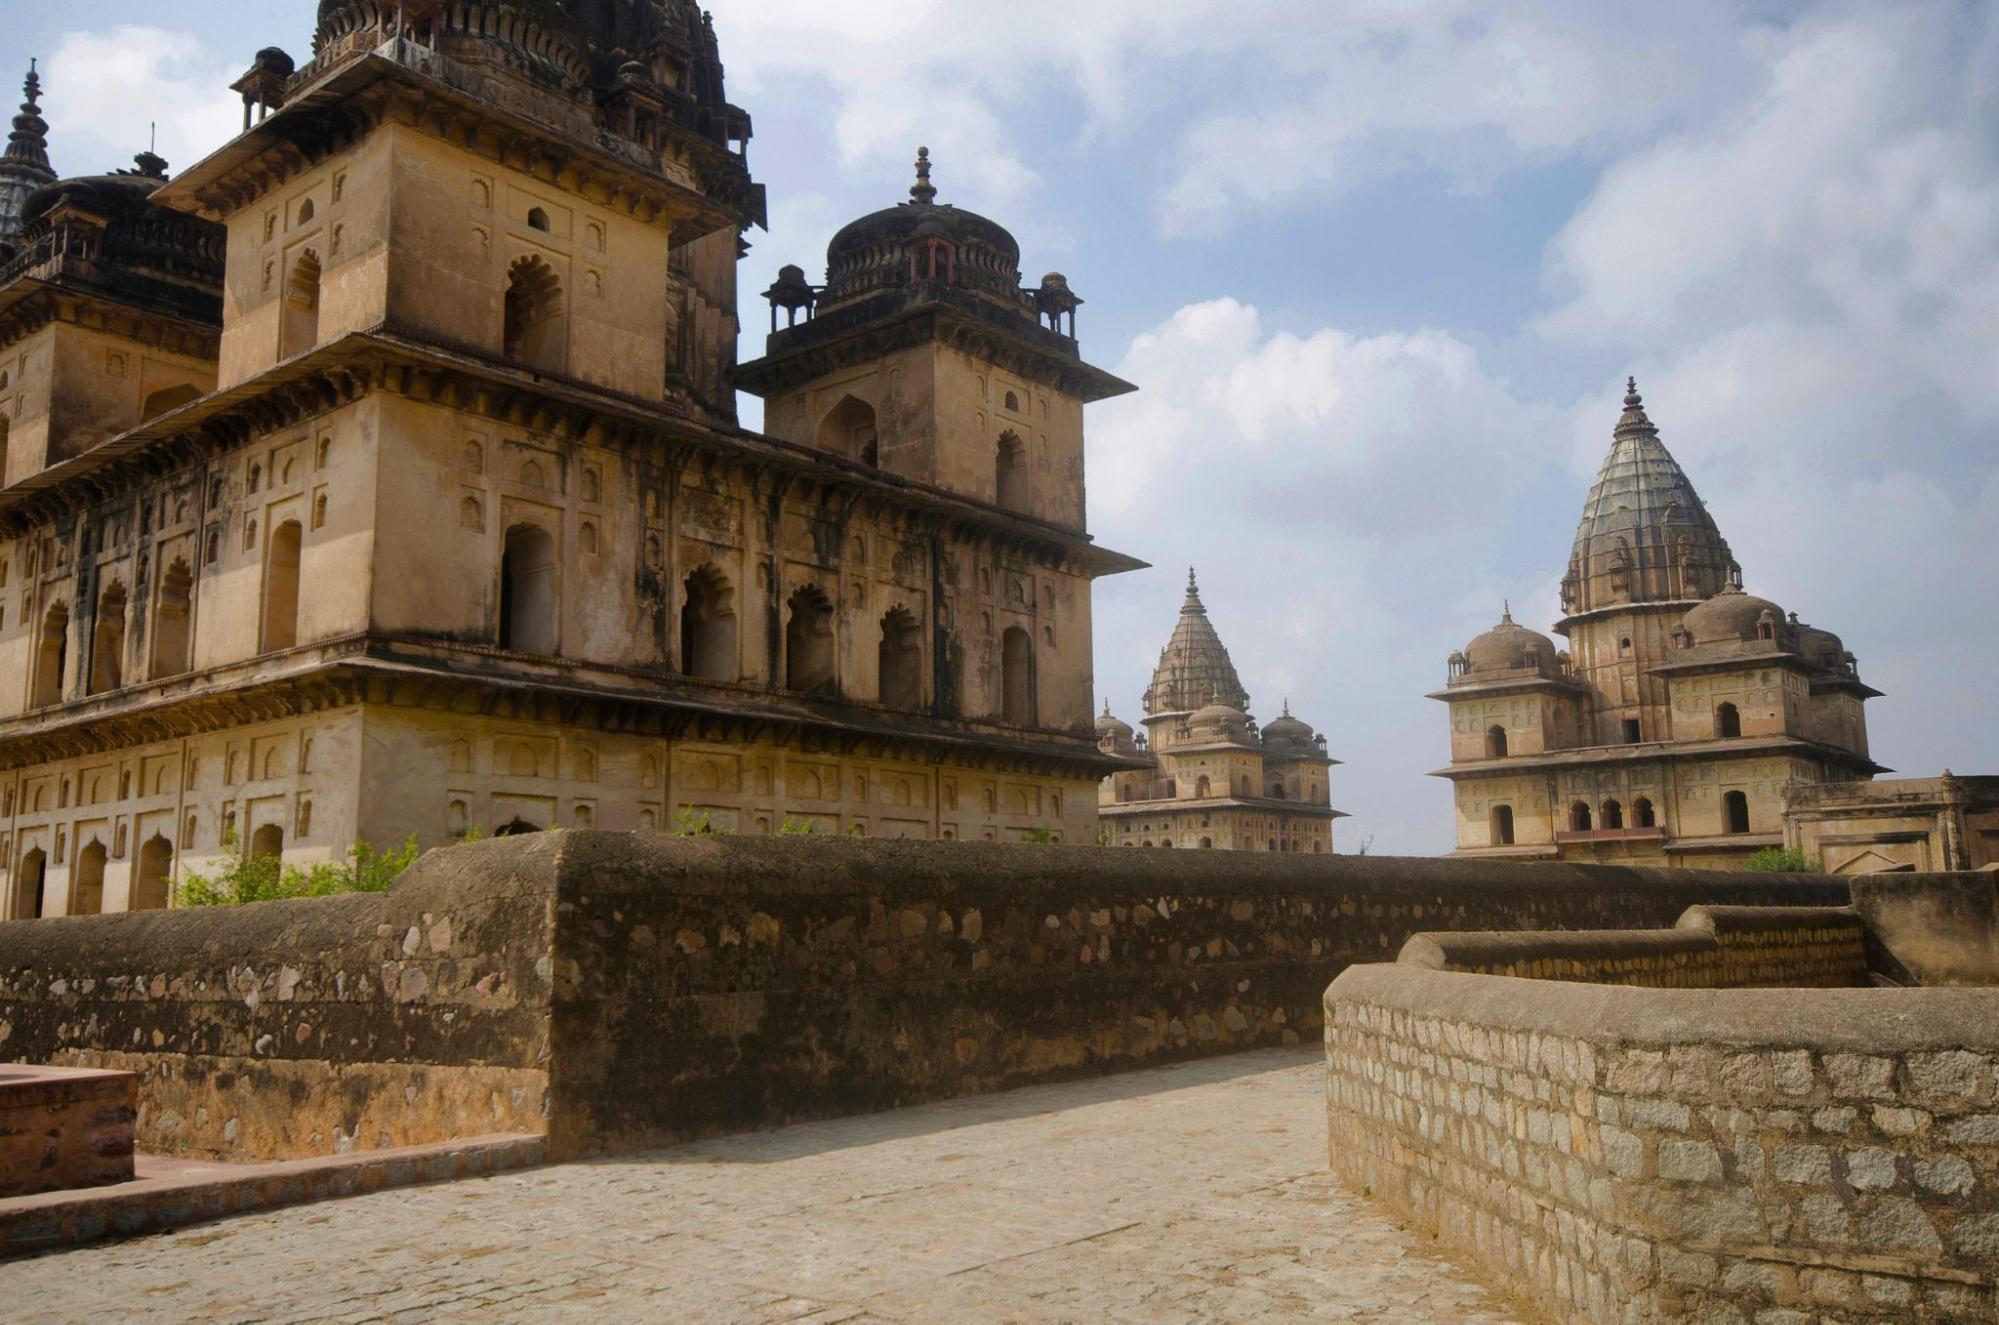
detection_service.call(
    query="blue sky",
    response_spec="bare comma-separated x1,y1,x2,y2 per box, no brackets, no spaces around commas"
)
6,2,1995,853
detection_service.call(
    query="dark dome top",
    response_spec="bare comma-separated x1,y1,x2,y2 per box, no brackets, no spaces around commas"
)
821,148,1022,309
1683,584,1787,646
17,156,225,314
1096,702,1133,740
1464,609,1560,674
1262,705,1315,749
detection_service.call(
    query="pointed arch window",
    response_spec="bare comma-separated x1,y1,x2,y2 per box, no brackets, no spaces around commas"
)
503,255,566,372
1569,801,1593,832
261,519,303,652
1485,724,1507,758
1633,797,1656,829
877,606,921,710
134,835,174,911
1716,702,1741,739
816,395,878,466
785,584,836,695
681,565,737,681
1724,790,1751,835
1490,804,1515,846
280,250,321,359
71,838,107,916
32,601,68,708
1001,625,1033,725
1601,798,1624,830
89,582,128,694
996,432,1028,512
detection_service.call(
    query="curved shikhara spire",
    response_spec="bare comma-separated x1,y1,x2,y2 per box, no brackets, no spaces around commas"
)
1141,568,1250,715
0,60,56,246
1559,378,1737,617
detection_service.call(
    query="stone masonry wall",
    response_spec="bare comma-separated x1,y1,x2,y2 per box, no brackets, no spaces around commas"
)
1327,966,1999,1324
537,834,1846,1155
0,839,558,1160
0,1066,136,1197
1396,904,1871,988
2,832,1848,1162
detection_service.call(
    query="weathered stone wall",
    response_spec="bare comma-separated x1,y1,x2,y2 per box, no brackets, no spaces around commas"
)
0,837,557,1160
1396,904,1871,988
1326,967,1999,1323
534,835,1845,1155
2,832,1849,1161
0,1065,135,1197
1852,873,1999,987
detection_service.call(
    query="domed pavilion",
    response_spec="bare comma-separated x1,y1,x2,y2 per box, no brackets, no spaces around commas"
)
1430,380,1882,866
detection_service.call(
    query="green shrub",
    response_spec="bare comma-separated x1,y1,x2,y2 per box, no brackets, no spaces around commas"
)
1744,845,1820,873
777,816,817,836
175,830,421,907
672,808,720,836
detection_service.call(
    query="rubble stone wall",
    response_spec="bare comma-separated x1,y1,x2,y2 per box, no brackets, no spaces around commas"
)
1,832,1847,1161
1326,966,1999,1324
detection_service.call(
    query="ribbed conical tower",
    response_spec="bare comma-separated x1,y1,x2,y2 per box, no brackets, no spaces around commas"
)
0,60,56,246
1557,378,1736,623
1141,568,1249,717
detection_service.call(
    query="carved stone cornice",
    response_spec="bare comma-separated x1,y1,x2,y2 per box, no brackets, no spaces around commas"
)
0,326,1145,580
0,280,219,360
152,54,745,246
0,641,1121,782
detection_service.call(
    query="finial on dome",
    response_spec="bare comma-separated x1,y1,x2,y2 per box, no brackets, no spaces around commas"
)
1625,376,1640,405
1501,598,1512,623
910,146,936,204
5,57,53,173
1282,698,1291,717
1101,697,1111,717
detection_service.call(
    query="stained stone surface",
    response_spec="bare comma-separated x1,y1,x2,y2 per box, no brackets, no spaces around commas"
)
1,1048,1524,1323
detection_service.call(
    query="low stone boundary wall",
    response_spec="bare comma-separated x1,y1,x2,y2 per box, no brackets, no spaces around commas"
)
1396,904,1871,988
0,1066,136,1197
2,833,1848,1161
0,843,556,1161
1326,967,1999,1323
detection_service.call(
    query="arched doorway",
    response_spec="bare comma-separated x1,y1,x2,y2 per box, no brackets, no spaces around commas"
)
785,585,836,694
877,606,921,710
250,823,284,860
89,582,128,694
133,835,174,910
1000,626,1033,724
10,847,46,920
151,558,194,677
499,523,558,654
996,432,1028,511
71,839,107,915
262,520,303,651
1723,790,1751,834
681,565,737,681
1490,804,1515,846
1716,702,1741,738
33,601,68,707
280,250,321,359
503,255,565,372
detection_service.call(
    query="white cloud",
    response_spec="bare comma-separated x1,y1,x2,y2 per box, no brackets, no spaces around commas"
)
42,27,242,179
1089,298,1563,855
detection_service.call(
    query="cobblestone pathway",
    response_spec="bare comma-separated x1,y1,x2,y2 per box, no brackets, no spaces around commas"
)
2,1048,1525,1323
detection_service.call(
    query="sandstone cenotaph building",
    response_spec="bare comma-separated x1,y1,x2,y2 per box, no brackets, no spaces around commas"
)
1432,381,1882,867
1097,570,1341,851
0,1,1140,919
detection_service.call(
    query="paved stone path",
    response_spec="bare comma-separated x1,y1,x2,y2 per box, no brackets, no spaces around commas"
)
2,1048,1526,1323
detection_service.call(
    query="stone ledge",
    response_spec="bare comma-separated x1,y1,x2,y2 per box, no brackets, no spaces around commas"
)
0,1132,545,1258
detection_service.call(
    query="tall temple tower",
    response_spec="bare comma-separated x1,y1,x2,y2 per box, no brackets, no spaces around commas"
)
1097,570,1342,852
0,63,56,247
1431,381,1882,867
0,2,1140,921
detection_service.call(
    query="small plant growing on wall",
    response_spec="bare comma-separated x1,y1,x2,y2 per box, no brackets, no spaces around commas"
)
1744,845,1821,872
672,808,720,836
1022,826,1057,844
176,830,420,906
777,816,816,836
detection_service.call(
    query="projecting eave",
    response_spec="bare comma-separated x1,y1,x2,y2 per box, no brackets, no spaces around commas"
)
1429,734,1889,780
0,325,1147,582
735,297,1136,404
1426,674,1590,702
1101,796,1347,821
1646,650,1884,701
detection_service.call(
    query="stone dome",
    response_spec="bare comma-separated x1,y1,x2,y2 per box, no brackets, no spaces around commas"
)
820,148,1023,309
1096,702,1133,742
1683,584,1787,646
1189,698,1249,741
1796,623,1845,667
1464,608,1560,674
1262,703,1314,749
